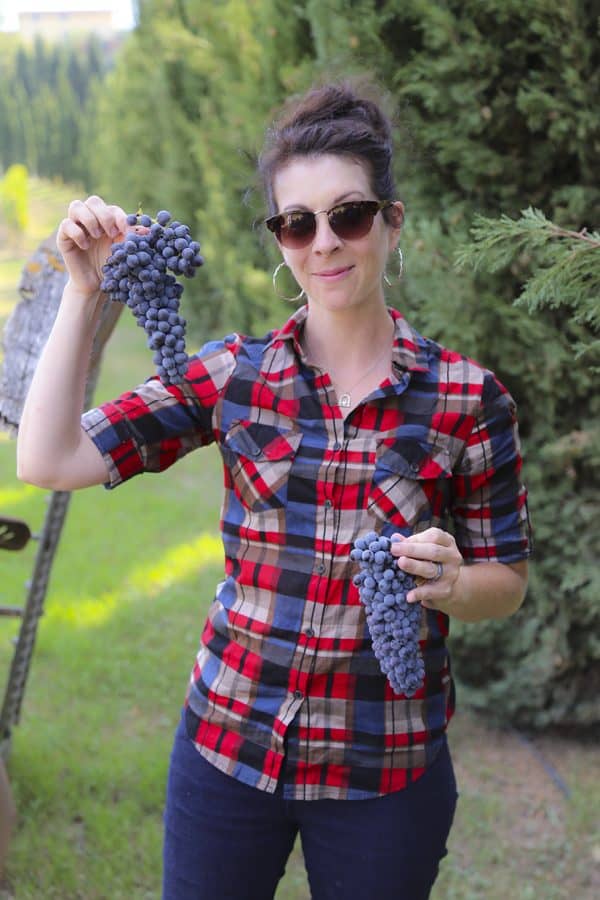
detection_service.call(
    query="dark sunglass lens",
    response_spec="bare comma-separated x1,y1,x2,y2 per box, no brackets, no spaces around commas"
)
330,203,375,240
280,212,315,248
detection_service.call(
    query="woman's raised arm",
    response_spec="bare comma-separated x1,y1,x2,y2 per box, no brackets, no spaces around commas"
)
16,197,131,490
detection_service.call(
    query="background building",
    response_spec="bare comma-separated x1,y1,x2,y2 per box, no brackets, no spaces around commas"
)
18,9,113,41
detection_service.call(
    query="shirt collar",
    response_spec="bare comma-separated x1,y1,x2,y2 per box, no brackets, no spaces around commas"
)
269,304,431,375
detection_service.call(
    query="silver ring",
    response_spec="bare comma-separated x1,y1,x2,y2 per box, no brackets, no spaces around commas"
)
430,562,443,582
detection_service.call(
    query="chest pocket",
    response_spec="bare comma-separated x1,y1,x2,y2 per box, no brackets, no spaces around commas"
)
222,420,301,511
368,439,453,530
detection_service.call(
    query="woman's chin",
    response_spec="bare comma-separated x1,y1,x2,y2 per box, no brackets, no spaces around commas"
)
306,287,384,315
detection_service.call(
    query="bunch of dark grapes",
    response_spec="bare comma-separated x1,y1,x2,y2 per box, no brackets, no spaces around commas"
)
100,210,203,385
351,532,425,697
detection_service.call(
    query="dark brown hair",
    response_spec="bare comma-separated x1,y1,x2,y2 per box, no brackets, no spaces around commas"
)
258,78,398,224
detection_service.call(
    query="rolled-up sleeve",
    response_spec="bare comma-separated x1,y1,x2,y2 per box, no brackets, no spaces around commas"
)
451,371,532,563
81,338,238,489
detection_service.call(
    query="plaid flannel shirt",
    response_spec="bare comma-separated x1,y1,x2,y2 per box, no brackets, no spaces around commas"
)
82,305,531,800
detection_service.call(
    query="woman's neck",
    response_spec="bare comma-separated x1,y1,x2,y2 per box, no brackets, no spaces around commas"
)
302,301,394,374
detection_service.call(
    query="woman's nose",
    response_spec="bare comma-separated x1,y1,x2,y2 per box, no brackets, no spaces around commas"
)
312,211,342,253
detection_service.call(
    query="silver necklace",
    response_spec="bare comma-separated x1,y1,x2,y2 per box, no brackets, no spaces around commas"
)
304,333,391,409
338,354,387,408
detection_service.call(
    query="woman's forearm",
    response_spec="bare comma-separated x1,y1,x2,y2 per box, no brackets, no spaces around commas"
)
445,560,528,623
16,282,106,487
391,529,528,623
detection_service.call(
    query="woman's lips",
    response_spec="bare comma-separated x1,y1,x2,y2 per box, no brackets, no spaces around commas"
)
314,266,353,281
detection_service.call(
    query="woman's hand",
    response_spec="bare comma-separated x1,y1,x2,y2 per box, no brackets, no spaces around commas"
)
56,195,131,296
390,527,464,613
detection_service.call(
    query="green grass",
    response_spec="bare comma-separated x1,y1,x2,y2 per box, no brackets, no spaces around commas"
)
1,180,598,899
0,176,79,325
0,319,232,898
0,326,310,899
0,188,311,896
0,176,78,255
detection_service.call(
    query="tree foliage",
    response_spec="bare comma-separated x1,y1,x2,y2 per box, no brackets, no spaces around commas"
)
452,208,600,729
0,164,29,232
91,0,314,335
0,33,109,188
90,0,599,729
456,208,600,361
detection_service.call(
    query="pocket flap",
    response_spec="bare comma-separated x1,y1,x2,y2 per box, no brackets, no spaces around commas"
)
376,439,452,479
225,420,301,462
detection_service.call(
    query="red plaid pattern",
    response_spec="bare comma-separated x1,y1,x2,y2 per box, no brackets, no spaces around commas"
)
82,306,531,799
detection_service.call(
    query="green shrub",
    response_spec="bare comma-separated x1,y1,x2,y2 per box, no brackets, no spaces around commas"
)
91,0,600,729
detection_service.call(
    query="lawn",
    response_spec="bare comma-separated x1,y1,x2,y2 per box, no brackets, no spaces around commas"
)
0,189,312,897
0,182,597,899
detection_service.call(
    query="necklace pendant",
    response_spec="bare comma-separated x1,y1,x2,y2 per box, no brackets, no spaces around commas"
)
339,393,351,408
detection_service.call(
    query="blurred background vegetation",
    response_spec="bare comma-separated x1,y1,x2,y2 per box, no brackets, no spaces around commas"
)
0,1,599,895
1,0,598,729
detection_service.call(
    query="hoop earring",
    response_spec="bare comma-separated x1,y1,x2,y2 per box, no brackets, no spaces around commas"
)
383,247,404,286
272,261,305,302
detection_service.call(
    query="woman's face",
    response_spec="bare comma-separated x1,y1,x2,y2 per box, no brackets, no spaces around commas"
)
271,154,403,315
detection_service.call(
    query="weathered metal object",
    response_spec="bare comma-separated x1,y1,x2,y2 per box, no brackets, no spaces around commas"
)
0,232,121,761
0,228,122,435
0,517,31,552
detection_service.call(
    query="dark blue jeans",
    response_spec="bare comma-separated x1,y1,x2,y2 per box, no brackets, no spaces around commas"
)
163,714,457,900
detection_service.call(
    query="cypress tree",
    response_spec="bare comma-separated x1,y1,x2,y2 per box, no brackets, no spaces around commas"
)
0,34,109,186
91,0,309,335
91,0,599,729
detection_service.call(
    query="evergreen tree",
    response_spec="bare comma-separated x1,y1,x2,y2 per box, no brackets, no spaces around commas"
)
0,34,112,187
92,0,312,335
14,45,32,98
456,209,600,362
91,0,599,729
450,210,600,727
0,164,29,232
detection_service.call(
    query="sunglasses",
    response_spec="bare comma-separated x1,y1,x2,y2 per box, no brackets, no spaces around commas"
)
265,199,395,249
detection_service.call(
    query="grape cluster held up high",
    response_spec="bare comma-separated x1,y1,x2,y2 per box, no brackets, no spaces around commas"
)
100,210,204,385
351,532,425,697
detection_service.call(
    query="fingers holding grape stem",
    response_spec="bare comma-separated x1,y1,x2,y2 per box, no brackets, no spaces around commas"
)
99,207,204,385
57,196,132,295
389,527,464,611
57,196,204,385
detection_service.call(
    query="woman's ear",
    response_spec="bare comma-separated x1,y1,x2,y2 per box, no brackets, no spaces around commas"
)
387,201,404,250
390,201,404,230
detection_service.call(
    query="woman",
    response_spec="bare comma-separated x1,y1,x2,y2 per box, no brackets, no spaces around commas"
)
17,80,531,899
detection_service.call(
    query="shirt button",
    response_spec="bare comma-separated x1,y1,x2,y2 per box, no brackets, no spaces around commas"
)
315,562,326,574
305,627,315,638
324,499,332,509
294,689,304,700
333,441,342,451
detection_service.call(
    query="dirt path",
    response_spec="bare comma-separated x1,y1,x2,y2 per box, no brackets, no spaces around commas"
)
439,708,600,899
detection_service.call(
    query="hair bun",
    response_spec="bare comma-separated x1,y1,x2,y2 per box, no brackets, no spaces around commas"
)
259,77,397,219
